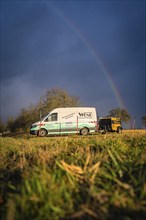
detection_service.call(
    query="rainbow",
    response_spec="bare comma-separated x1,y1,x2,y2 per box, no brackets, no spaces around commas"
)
48,2,125,109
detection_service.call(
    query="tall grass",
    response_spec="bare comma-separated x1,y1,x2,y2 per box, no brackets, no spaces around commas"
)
0,132,146,220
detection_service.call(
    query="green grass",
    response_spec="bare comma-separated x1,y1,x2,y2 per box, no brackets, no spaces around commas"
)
0,132,146,220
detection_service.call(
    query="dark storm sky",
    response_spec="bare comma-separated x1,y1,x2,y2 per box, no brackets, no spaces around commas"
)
1,0,146,128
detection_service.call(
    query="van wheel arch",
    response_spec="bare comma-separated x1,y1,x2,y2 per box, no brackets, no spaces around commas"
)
80,127,89,136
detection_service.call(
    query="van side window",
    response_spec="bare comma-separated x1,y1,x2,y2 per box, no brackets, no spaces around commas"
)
47,113,58,122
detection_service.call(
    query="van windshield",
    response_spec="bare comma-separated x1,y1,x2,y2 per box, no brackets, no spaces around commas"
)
42,113,50,121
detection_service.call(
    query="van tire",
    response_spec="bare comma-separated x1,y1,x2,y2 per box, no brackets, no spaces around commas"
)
38,129,47,137
80,127,89,136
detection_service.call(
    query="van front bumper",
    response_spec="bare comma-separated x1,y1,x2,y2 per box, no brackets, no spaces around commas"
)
30,130,38,135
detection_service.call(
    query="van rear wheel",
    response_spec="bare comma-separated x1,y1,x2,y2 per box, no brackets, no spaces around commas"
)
38,129,47,137
80,127,89,136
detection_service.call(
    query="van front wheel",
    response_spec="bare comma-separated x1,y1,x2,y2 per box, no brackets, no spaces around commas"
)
38,129,47,137
80,127,89,136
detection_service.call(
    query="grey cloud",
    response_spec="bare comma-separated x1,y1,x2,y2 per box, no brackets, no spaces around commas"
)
1,2,65,82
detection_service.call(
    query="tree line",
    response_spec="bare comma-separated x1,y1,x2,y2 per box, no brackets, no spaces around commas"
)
0,88,146,133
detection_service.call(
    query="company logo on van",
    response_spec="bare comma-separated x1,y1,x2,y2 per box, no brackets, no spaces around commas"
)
78,112,93,118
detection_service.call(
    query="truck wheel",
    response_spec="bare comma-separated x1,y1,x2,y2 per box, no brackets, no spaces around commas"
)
38,129,47,137
80,127,89,136
117,127,122,134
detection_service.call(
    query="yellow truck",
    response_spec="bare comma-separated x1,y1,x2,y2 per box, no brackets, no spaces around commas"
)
98,117,122,134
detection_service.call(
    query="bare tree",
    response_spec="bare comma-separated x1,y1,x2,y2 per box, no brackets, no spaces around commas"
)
6,88,81,132
108,108,131,124
39,88,81,116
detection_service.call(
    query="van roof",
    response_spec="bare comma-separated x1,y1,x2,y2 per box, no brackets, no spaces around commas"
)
51,107,96,111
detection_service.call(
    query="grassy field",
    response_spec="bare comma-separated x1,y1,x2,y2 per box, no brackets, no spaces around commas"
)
0,131,146,220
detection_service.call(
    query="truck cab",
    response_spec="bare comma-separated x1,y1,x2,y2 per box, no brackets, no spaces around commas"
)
98,117,122,134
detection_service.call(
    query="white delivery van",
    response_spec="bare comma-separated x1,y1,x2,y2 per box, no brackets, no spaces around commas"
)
30,107,97,137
